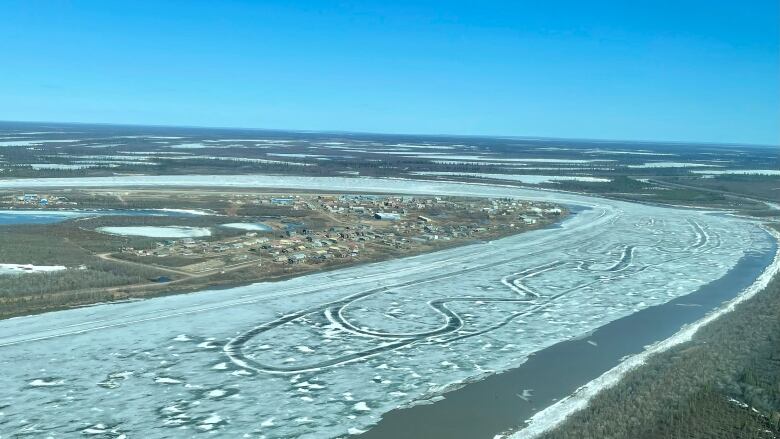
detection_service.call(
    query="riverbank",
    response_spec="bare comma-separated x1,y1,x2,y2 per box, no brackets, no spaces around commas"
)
526,225,780,439
355,225,778,439
0,208,566,320
0,175,767,438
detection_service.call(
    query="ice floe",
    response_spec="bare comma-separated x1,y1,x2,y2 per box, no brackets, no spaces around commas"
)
28,378,65,387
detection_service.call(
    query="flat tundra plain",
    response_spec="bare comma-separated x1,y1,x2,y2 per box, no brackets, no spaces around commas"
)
0,176,773,438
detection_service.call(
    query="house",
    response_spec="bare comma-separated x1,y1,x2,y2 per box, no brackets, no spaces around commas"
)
288,253,306,264
520,215,537,224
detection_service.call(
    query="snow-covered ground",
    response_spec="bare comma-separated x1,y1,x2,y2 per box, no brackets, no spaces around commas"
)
627,161,721,168
156,208,212,216
0,263,66,275
0,140,43,147
0,175,773,438
691,169,780,176
28,163,99,170
0,139,78,146
413,171,611,184
163,155,313,166
97,226,212,238
267,153,326,158
409,155,612,164
583,149,676,156
165,142,216,149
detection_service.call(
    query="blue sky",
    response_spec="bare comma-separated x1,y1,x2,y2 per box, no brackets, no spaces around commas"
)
1,1,778,145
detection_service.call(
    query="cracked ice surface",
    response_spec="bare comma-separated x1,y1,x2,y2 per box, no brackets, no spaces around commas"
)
0,175,774,438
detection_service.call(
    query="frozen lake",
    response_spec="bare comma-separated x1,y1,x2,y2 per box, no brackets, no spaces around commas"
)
0,208,206,226
97,226,212,238
0,175,774,438
220,222,274,232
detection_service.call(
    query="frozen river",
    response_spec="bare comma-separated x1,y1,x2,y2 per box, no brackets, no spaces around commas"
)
0,175,775,438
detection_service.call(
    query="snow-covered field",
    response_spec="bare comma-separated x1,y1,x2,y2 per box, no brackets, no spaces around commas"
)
583,149,676,156
0,263,66,275
413,171,611,184
627,161,721,168
28,163,98,170
409,155,611,164
97,226,212,238
0,139,78,146
691,169,780,176
0,140,44,147
0,175,773,438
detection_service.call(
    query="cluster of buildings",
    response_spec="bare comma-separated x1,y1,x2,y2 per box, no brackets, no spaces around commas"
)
8,193,72,207
120,194,563,270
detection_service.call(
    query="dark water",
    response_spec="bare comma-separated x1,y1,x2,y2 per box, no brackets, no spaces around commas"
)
0,209,200,226
0,212,71,225
357,240,776,439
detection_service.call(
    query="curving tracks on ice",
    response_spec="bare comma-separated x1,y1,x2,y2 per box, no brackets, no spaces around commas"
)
222,208,720,375
0,174,775,439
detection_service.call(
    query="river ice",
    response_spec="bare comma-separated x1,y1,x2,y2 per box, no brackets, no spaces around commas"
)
0,175,774,438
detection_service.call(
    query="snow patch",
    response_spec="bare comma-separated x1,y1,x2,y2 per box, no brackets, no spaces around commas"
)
97,226,211,238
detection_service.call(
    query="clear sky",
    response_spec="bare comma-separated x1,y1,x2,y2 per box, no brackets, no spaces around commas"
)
1,1,778,145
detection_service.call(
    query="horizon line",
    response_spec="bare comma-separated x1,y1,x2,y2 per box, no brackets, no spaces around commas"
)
1,118,777,149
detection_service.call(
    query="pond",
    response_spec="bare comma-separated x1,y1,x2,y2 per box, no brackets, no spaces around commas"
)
0,208,206,226
219,222,274,232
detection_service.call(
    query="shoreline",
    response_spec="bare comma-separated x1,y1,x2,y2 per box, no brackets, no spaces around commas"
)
353,225,778,439
512,225,780,438
0,174,770,438
0,209,569,321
